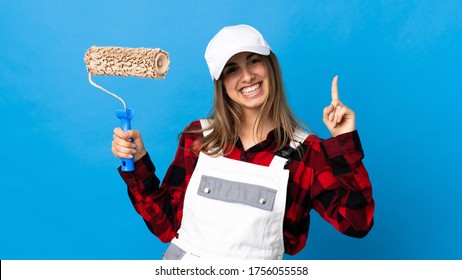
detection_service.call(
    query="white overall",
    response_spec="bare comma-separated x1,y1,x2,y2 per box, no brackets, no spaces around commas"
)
163,120,309,260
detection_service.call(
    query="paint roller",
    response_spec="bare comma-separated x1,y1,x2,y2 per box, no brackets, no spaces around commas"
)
84,46,170,171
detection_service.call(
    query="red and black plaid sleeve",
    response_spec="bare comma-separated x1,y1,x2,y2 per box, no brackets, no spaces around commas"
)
118,121,201,243
283,130,374,255
315,131,374,238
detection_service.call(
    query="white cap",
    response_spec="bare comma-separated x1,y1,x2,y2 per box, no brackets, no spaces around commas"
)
204,24,271,80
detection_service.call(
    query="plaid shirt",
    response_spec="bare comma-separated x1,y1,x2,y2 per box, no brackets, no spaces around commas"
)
119,120,374,256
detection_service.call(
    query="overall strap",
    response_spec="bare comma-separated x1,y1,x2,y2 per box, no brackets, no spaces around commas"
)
290,129,310,149
200,119,213,137
270,129,310,169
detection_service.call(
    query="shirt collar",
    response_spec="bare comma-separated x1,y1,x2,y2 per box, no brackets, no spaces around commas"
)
236,128,279,152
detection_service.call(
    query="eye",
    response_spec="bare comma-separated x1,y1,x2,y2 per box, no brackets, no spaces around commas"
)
223,65,239,76
249,57,261,65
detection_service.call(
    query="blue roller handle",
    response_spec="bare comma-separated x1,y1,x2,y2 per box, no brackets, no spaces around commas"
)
116,108,135,172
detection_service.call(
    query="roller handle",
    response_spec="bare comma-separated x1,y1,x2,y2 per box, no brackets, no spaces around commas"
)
115,108,135,172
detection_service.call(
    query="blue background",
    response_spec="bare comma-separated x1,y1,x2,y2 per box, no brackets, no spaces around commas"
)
1,0,461,260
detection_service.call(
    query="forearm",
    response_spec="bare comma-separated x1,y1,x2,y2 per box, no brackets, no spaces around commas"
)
118,153,178,242
314,131,375,236
118,153,159,196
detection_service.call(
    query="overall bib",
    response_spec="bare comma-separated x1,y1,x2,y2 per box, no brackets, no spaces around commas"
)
163,120,308,260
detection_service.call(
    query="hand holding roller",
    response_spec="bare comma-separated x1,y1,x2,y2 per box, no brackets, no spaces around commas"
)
84,46,170,171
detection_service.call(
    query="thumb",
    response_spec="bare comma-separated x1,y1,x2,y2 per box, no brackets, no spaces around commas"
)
125,130,141,140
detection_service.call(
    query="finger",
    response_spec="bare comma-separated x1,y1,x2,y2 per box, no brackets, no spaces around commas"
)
114,127,141,140
113,150,134,159
113,127,128,139
112,141,135,158
113,134,136,149
127,130,141,140
323,104,334,122
333,106,348,126
331,105,339,128
112,138,135,153
111,145,130,159
111,146,120,158
331,75,339,103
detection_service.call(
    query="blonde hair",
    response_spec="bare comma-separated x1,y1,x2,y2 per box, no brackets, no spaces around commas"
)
186,52,308,156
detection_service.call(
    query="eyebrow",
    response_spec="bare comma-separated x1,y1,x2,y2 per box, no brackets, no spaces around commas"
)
224,53,259,68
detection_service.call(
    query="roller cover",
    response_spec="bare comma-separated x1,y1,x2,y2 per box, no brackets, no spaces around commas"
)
84,46,169,78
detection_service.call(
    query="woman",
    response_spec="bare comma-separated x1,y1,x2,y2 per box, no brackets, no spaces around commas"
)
112,24,374,259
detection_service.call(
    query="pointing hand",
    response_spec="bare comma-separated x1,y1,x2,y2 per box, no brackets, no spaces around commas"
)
322,76,356,137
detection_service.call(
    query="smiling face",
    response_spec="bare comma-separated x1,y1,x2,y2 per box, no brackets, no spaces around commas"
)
221,52,269,116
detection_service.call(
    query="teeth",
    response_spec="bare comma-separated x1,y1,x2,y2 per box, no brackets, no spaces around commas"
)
241,83,261,94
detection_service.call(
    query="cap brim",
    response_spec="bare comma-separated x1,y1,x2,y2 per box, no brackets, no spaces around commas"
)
212,46,271,80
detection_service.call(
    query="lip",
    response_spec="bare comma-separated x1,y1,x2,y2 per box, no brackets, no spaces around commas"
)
239,82,262,98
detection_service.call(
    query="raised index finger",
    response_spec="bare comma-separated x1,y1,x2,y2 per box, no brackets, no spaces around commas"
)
331,75,339,103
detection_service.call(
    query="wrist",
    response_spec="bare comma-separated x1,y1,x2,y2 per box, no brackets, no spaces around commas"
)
134,149,147,162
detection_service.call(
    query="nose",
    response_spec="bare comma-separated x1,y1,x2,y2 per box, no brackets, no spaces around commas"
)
240,66,255,82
